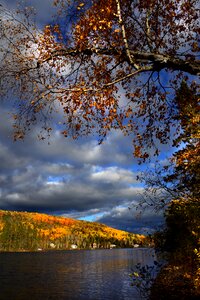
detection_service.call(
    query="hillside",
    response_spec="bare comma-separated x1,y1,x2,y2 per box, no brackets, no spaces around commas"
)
0,210,147,251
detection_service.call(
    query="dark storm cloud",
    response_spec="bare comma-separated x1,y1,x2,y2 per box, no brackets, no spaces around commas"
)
0,159,141,213
0,105,143,224
97,207,164,234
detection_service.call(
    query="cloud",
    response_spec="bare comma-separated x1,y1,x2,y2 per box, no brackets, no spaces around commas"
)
0,161,141,213
91,166,137,184
0,104,143,218
0,90,167,233
96,206,164,234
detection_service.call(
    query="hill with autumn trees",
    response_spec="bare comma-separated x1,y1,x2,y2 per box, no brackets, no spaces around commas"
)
0,210,147,251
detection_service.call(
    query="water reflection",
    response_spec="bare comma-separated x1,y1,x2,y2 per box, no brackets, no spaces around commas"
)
0,248,155,300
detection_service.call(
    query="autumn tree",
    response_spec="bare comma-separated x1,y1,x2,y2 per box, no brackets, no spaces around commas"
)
163,83,199,276
139,82,199,217
0,0,199,158
143,83,200,299
137,81,199,210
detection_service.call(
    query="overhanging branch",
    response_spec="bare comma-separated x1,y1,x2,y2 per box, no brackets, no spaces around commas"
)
40,47,200,76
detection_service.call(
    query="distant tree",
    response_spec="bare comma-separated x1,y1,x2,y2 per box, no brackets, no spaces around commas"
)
0,213,13,251
0,0,199,158
0,210,142,251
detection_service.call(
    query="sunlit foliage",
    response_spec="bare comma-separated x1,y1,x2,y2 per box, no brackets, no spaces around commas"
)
0,210,147,251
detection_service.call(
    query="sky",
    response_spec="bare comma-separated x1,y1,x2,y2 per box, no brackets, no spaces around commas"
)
0,0,173,234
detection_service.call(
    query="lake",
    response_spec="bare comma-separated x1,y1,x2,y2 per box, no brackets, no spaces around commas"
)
0,248,156,300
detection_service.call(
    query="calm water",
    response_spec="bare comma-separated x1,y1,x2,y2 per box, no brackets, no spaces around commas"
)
0,248,155,300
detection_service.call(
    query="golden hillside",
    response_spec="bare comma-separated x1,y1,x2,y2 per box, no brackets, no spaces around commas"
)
0,210,146,251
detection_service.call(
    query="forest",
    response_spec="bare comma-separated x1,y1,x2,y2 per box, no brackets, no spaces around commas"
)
0,210,147,251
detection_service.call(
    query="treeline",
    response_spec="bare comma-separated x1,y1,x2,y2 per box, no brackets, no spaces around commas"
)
0,210,147,251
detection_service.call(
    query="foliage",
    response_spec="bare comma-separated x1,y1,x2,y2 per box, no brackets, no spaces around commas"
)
161,83,199,259
166,81,200,199
130,260,163,299
150,263,200,300
145,83,200,298
128,82,200,298
137,81,199,210
0,0,199,158
164,198,200,256
0,210,147,251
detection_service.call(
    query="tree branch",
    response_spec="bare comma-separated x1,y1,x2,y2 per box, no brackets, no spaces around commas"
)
40,47,200,76
50,67,153,93
115,0,139,69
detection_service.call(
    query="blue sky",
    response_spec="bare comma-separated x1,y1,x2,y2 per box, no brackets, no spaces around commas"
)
0,0,175,234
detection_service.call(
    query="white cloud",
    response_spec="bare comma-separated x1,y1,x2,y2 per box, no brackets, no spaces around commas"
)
91,166,137,184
